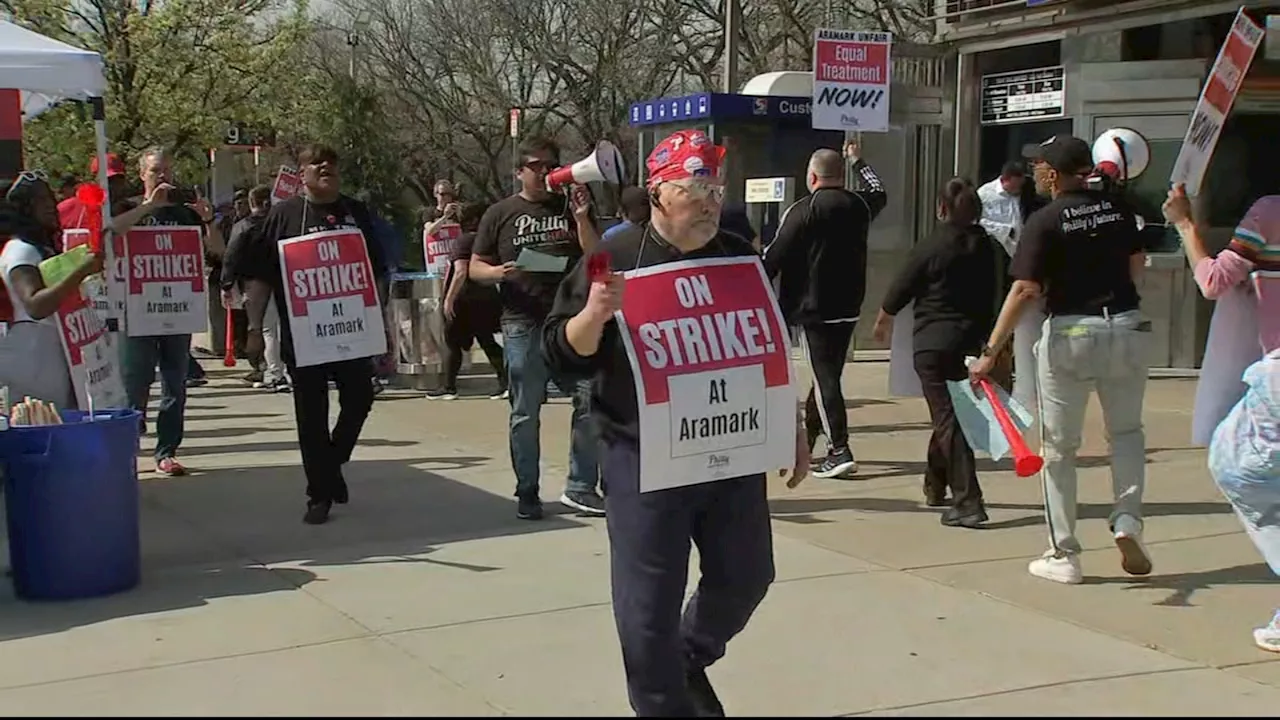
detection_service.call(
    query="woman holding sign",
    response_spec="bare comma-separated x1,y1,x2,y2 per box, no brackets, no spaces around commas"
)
0,173,104,409
542,130,809,717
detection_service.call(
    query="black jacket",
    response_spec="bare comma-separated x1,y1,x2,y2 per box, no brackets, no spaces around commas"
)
881,222,999,355
762,160,887,326
541,224,760,445
220,211,268,290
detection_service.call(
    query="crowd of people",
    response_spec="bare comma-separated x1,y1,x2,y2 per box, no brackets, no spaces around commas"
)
0,123,1278,715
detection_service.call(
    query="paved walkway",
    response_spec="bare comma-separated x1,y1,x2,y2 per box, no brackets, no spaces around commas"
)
0,361,1278,715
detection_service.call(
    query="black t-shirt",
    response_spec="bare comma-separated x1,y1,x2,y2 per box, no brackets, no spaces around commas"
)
1011,189,1143,317
240,194,384,364
471,194,581,323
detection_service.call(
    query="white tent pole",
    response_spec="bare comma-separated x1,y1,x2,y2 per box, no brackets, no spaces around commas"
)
90,95,121,334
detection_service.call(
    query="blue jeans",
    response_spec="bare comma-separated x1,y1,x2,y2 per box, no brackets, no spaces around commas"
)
502,319,599,500
122,334,190,461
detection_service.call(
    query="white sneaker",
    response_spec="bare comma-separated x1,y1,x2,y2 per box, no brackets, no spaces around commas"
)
1113,516,1152,577
1028,550,1083,585
1254,610,1280,653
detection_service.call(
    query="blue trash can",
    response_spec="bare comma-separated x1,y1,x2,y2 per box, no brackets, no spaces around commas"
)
0,409,142,601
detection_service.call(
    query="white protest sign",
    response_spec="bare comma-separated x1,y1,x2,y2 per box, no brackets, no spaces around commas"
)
62,228,127,326
279,228,386,368
423,222,462,277
811,29,892,133
615,256,796,492
1171,8,1264,195
124,226,208,337
272,166,302,204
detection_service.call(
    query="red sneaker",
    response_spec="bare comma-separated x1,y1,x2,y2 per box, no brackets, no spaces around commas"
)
157,457,187,476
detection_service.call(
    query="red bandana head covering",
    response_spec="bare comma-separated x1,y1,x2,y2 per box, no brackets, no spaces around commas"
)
646,130,726,188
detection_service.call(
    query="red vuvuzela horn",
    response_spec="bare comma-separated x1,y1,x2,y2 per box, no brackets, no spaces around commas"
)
75,183,106,254
223,307,236,367
977,377,1043,477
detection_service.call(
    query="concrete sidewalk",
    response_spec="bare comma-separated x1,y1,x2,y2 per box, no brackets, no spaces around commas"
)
0,361,1277,716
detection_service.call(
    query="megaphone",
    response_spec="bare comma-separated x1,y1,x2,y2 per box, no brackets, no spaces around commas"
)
1092,128,1151,182
546,140,625,190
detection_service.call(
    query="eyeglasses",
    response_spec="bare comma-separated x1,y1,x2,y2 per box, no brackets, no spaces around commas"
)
5,170,49,201
522,159,553,173
665,180,725,203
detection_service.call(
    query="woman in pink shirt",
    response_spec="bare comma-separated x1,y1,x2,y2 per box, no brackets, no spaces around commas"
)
1164,186,1280,444
1163,186,1280,350
1165,185,1280,653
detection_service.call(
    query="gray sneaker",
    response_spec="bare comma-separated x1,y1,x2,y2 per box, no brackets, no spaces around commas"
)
560,490,606,516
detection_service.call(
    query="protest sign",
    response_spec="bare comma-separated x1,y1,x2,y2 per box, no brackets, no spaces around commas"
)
39,251,127,410
615,256,796,492
124,226,207,337
1171,8,1264,195
272,166,302,204
62,227,127,325
811,29,892,132
279,228,386,368
423,222,463,277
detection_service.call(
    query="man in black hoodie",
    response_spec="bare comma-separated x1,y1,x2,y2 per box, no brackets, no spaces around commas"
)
763,141,886,478
543,129,808,717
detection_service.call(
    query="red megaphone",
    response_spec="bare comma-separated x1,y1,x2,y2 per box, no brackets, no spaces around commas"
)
977,377,1043,477
223,306,236,367
75,183,106,254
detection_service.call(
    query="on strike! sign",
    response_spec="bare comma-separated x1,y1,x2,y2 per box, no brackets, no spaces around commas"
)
1171,8,1264,195
424,222,463,277
616,256,796,492
124,227,207,337
278,229,386,368
272,166,302,204
811,29,893,133
62,227,127,325
54,288,127,410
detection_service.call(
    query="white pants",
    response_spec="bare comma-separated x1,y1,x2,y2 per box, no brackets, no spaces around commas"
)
1013,300,1046,412
262,298,287,384
1037,310,1149,555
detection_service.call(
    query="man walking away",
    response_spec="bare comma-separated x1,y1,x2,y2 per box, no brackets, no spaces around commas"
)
602,186,650,241
222,185,290,392
970,135,1151,585
240,143,386,525
469,136,604,520
110,147,225,476
763,141,887,478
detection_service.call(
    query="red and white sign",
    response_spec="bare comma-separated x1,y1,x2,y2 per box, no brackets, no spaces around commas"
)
123,226,207,337
811,29,892,133
54,286,127,411
272,166,302,204
424,222,463,276
1171,8,1264,195
615,256,796,492
278,228,386,368
62,227,127,326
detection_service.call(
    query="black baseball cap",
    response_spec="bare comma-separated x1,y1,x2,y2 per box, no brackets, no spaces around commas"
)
1022,135,1094,175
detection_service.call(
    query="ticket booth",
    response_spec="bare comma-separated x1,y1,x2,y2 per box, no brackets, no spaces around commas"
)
627,90,843,245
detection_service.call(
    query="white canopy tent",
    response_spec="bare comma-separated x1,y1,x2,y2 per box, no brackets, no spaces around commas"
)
1,19,119,327
0,19,106,120
0,19,114,275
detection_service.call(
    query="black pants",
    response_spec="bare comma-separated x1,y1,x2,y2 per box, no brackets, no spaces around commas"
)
799,322,856,453
603,442,775,716
913,349,983,511
289,358,375,503
441,312,507,393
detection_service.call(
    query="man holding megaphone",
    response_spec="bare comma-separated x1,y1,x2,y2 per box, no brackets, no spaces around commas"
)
470,136,606,521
